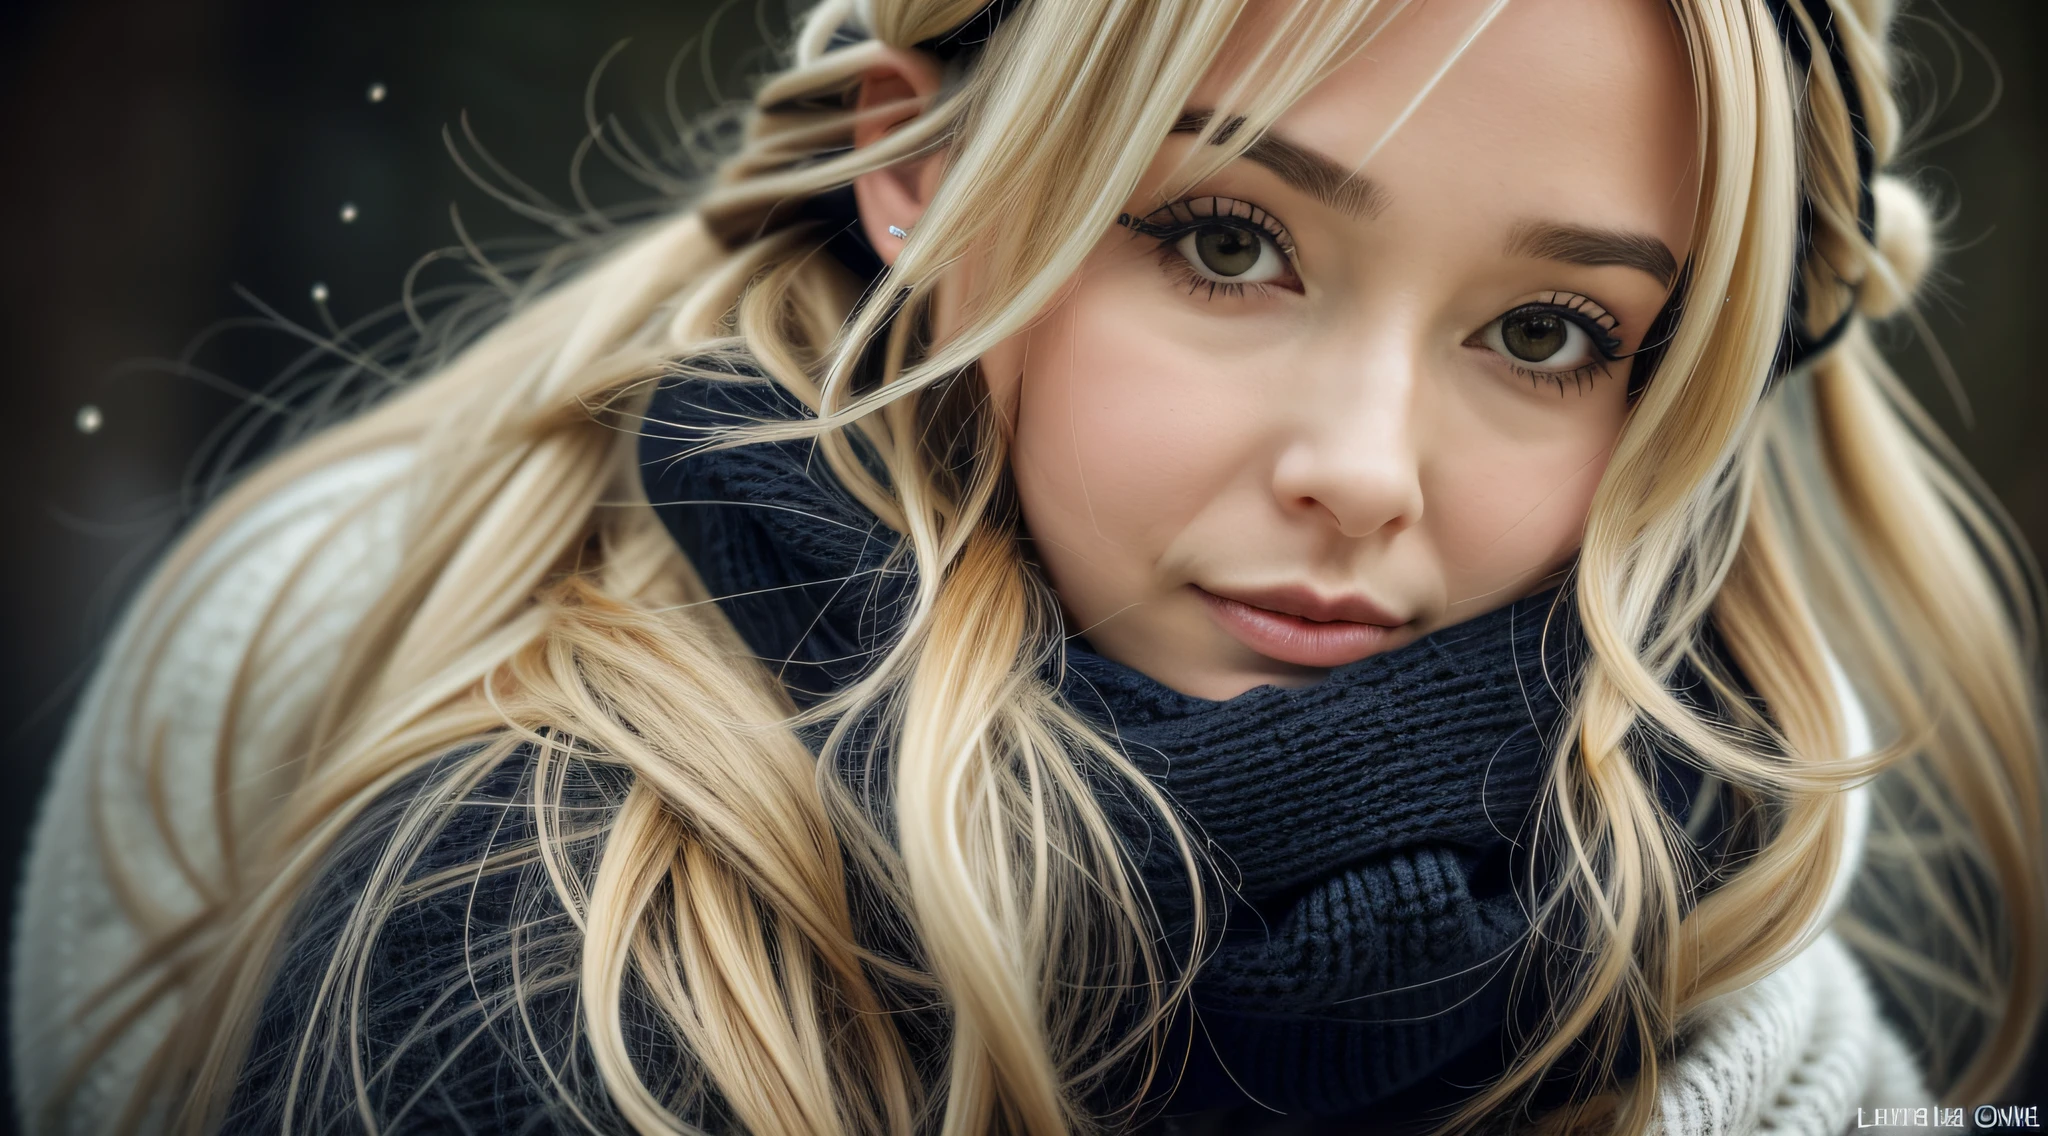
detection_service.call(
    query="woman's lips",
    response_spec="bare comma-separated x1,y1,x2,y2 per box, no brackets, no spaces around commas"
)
1193,584,1408,669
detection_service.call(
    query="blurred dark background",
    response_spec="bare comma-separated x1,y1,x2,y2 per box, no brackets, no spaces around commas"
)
0,0,2042,1129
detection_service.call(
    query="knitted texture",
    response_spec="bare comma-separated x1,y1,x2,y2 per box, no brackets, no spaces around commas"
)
1652,932,1934,1135
9,448,415,1136
10,412,1927,1134
1057,619,1588,1116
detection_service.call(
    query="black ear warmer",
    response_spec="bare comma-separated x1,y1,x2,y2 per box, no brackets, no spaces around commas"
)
1759,0,1878,378
1629,0,1877,395
833,0,1878,387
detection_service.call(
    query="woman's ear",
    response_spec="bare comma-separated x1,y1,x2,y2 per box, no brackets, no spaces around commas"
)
851,47,947,267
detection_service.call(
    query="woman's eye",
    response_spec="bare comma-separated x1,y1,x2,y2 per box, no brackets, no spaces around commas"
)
1482,308,1599,372
1175,224,1287,284
1117,198,1301,295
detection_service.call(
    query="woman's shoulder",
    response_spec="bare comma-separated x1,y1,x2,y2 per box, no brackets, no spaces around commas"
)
1652,930,1934,1135
10,445,417,1133
1644,666,1921,1136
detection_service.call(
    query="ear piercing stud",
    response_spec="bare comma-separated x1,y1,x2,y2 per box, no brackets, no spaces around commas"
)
887,225,909,239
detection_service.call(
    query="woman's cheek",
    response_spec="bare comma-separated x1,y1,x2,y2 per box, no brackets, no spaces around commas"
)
1011,286,1255,597
1432,431,1615,607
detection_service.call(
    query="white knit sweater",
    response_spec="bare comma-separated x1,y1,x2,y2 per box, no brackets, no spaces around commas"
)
8,452,1939,1135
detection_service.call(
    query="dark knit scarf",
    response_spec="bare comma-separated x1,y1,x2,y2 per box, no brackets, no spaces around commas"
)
639,370,1708,1126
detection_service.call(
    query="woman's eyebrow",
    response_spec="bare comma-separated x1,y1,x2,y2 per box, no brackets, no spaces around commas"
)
1168,112,1677,285
1172,111,1390,221
1504,220,1679,285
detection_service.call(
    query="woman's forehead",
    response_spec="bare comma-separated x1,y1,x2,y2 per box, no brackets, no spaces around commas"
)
1192,0,1700,251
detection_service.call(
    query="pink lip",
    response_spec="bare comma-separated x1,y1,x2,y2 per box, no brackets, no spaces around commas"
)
1194,584,1409,669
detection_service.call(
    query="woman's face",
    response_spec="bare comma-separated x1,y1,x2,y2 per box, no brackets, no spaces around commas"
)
963,0,1701,699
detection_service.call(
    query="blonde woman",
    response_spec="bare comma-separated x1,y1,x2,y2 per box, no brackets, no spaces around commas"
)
10,0,2044,1132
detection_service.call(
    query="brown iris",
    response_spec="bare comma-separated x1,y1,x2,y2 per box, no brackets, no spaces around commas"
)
1501,310,1568,362
1192,226,1260,277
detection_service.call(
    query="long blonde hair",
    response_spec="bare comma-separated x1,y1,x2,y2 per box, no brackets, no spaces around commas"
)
48,0,2045,1132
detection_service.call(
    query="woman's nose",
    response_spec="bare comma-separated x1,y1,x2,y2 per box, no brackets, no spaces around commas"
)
1268,356,1426,540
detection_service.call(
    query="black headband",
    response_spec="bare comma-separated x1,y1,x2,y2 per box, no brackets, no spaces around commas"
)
887,0,1878,381
913,0,1024,60
1760,0,1878,376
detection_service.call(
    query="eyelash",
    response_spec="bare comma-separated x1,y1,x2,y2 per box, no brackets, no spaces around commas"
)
1116,196,1300,300
1494,292,1626,394
1113,204,1627,393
